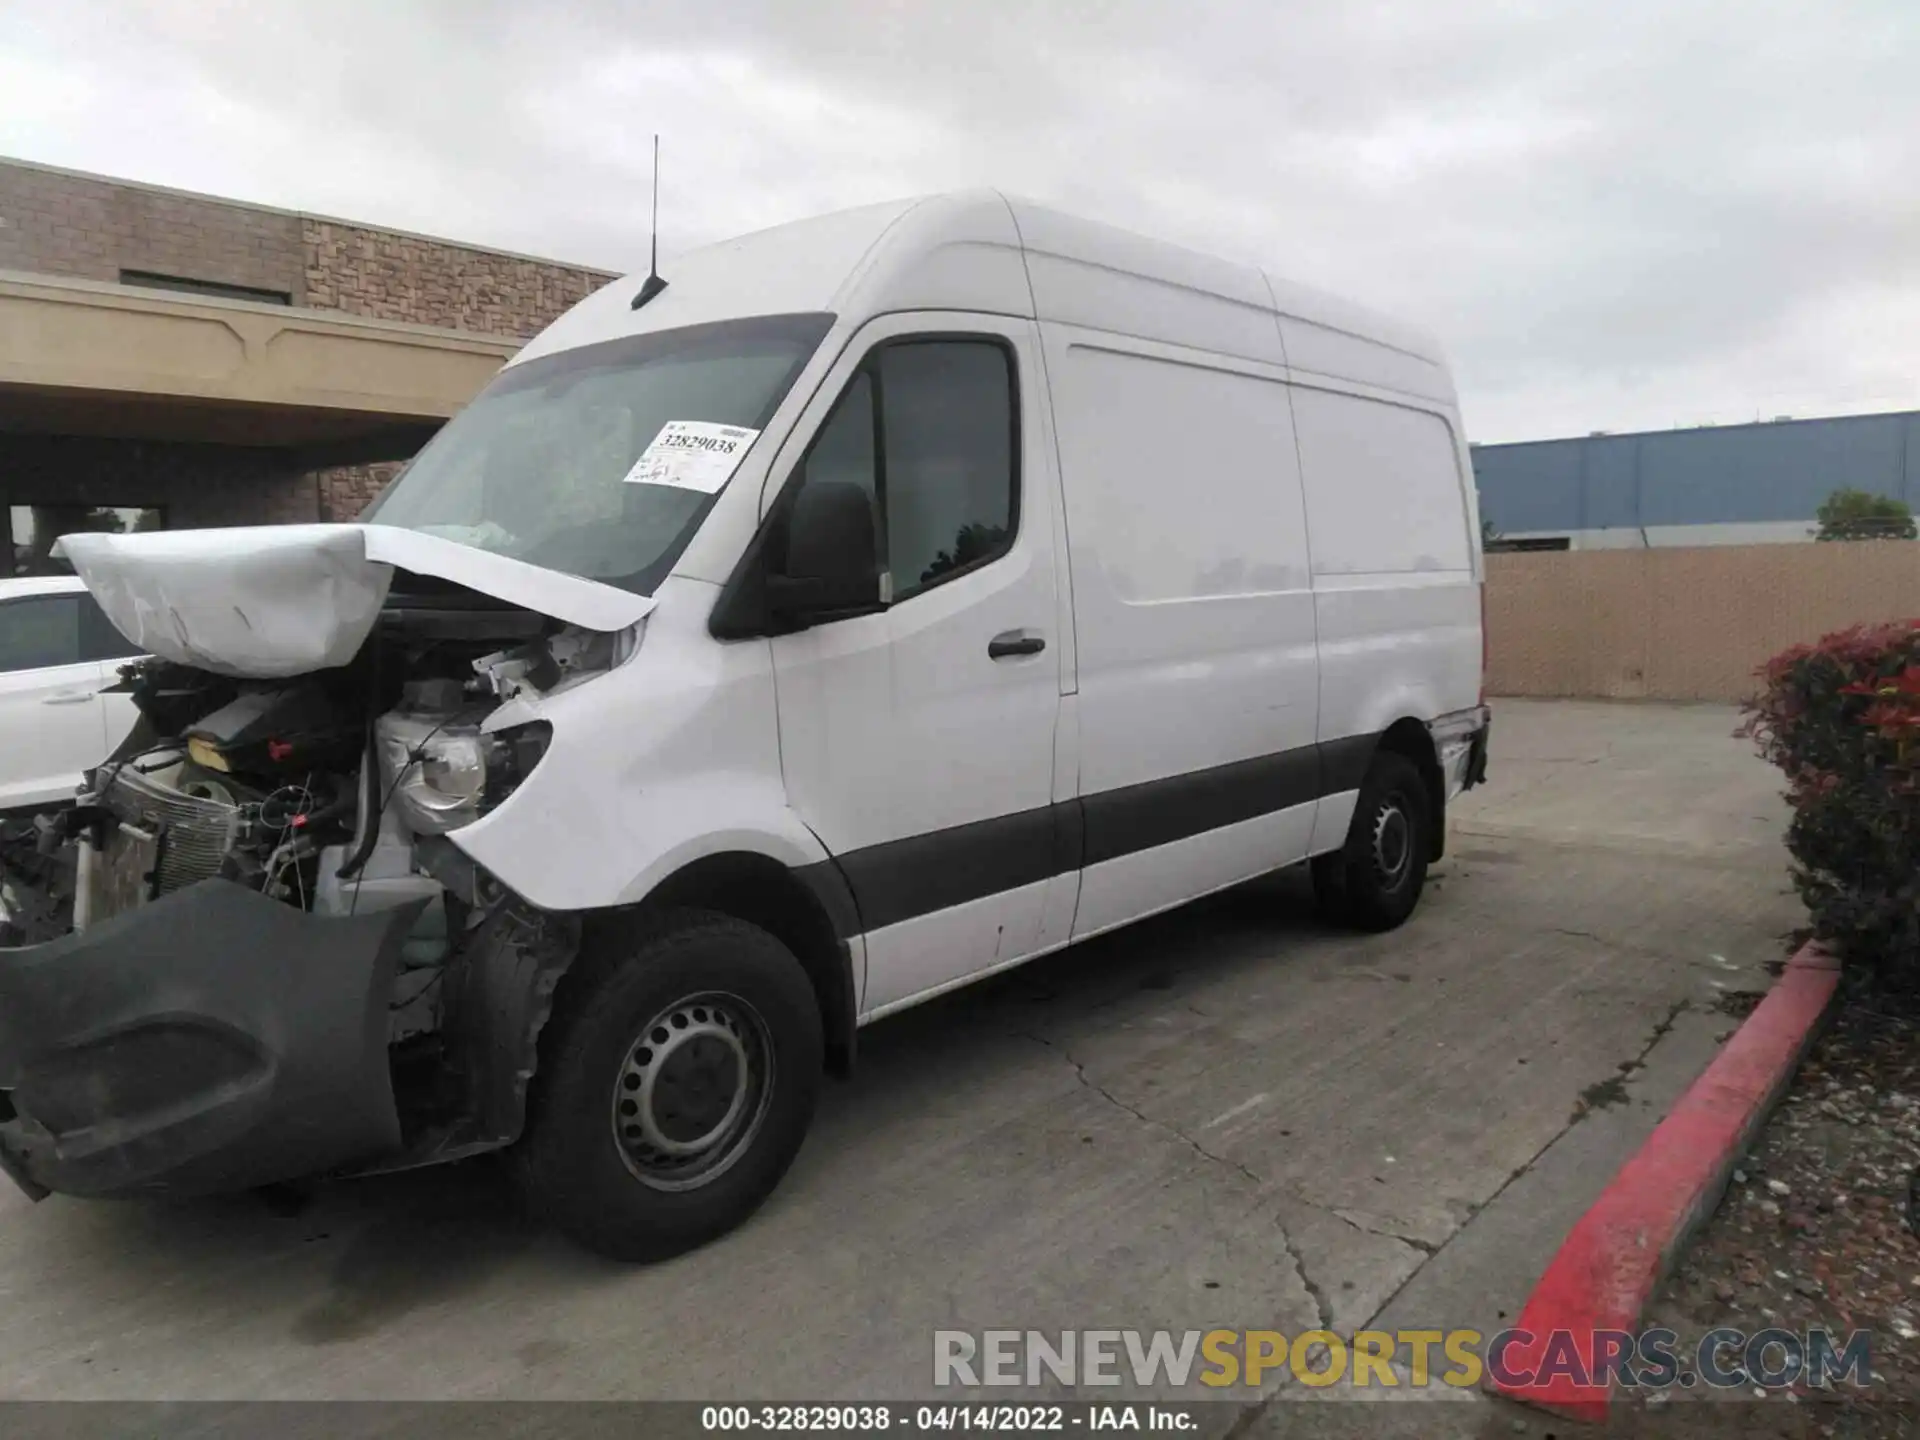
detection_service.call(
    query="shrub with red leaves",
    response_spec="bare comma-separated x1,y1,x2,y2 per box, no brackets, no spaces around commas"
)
1746,621,1920,999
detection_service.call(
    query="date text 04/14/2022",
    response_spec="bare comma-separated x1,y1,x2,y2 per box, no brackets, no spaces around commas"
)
699,1404,1199,1432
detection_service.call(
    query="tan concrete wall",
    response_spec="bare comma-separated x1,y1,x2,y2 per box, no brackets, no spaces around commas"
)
1486,542,1920,702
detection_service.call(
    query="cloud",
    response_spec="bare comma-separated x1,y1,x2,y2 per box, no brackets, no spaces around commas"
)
0,0,1915,440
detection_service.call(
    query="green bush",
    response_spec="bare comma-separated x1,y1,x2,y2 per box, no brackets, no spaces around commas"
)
1815,487,1917,541
1746,621,1920,997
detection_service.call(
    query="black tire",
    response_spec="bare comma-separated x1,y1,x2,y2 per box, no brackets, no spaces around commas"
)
1311,751,1432,932
514,908,823,1262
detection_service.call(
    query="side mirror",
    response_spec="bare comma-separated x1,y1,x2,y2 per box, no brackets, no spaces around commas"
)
766,481,882,619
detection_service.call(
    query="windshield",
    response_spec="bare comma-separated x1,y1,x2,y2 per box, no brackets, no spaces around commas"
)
363,313,834,593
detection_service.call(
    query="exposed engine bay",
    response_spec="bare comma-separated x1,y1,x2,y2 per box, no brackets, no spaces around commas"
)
0,575,624,1197
72,589,576,942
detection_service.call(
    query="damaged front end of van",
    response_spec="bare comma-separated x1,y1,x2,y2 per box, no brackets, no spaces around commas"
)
0,524,644,1202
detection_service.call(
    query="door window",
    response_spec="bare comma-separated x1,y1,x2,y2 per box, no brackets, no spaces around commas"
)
798,371,879,512
788,339,1017,603
0,595,83,673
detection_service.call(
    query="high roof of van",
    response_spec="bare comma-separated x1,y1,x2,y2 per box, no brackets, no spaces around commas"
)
516,191,1454,404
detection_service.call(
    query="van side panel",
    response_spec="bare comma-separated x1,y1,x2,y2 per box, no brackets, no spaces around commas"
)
1043,327,1320,940
1273,311,1456,405
1008,200,1288,368
1289,382,1481,801
836,192,1035,321
1311,574,1481,758
1294,387,1475,576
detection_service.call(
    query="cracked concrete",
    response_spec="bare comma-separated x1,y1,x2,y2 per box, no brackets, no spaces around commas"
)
1026,1029,1346,1343
1278,1220,1332,1333
1331,1210,1435,1255
1022,1029,1273,1194
0,699,1798,1419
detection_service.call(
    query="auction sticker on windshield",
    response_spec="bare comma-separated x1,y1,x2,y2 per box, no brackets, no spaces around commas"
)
624,421,762,494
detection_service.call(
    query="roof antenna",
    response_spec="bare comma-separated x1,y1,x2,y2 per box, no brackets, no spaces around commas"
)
631,134,669,310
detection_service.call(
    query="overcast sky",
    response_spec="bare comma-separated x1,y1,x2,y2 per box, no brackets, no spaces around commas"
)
1,0,1914,441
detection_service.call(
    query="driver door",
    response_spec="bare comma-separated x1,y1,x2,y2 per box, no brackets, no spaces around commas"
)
763,316,1069,1018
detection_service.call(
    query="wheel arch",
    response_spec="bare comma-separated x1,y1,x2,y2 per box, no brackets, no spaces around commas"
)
588,850,861,1078
1373,716,1447,861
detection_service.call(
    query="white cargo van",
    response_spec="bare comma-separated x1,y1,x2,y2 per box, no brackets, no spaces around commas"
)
0,193,1487,1259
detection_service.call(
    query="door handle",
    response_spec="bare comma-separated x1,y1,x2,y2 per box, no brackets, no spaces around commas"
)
42,690,95,705
988,630,1046,660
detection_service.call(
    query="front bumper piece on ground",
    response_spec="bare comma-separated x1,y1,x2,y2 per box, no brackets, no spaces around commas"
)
0,879,423,1200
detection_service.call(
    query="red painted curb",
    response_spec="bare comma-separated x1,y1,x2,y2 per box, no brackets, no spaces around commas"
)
1488,941,1842,1422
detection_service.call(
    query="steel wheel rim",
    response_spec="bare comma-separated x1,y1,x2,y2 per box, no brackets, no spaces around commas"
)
1371,798,1413,888
611,991,774,1192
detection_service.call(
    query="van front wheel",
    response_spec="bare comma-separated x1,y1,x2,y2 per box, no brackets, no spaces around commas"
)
1311,752,1431,932
515,910,823,1262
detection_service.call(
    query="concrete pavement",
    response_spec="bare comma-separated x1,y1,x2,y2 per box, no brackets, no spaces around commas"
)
0,699,1798,1420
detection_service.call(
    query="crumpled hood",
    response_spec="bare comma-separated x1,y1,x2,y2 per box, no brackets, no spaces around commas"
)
55,524,655,679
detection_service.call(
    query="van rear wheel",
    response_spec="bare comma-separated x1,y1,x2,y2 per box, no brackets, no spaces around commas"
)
1311,751,1431,932
515,909,823,1262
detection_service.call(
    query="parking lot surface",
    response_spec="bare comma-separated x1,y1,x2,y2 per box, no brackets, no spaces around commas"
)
0,699,1798,1415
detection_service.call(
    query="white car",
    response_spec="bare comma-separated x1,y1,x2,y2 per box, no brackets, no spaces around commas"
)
0,575,141,815
1,193,1488,1258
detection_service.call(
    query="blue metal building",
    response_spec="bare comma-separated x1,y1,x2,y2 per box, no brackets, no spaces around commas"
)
1471,408,1920,548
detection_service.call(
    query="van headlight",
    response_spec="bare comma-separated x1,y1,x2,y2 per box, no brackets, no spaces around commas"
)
377,714,552,836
